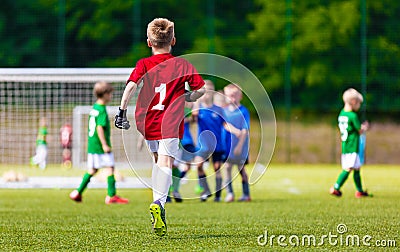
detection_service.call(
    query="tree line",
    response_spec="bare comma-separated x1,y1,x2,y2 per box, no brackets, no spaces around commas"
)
1,0,399,116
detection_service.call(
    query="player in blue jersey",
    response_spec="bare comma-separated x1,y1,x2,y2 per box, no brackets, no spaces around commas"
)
192,80,227,202
169,102,196,202
223,84,251,202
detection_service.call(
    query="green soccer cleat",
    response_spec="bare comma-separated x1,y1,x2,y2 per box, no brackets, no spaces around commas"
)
149,200,167,237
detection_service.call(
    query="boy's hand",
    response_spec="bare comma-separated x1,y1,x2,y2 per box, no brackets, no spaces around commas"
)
102,144,111,153
185,90,195,102
185,86,206,102
115,108,130,130
361,121,369,132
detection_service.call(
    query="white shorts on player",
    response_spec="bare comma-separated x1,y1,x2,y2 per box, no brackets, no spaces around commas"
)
145,138,180,159
32,144,48,170
87,153,115,169
341,153,361,170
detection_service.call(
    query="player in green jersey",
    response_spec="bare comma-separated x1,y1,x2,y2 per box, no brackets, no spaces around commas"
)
30,117,48,170
330,88,370,198
70,81,129,204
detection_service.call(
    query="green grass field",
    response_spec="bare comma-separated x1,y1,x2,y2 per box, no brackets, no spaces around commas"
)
1,164,399,251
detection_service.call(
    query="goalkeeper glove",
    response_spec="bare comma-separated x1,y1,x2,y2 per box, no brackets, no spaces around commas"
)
185,90,195,102
115,108,130,130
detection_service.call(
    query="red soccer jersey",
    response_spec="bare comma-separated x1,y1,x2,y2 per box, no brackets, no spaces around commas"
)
60,124,72,148
127,53,204,140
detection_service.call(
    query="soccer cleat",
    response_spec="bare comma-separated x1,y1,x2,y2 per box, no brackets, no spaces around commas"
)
149,200,167,236
172,191,183,203
214,197,221,202
200,191,212,202
69,190,82,202
224,192,234,203
238,195,251,202
105,195,129,204
329,187,342,197
355,191,370,198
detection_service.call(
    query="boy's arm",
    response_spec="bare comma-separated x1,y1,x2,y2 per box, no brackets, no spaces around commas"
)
120,81,138,110
115,81,137,129
234,129,248,156
96,125,111,153
223,122,242,138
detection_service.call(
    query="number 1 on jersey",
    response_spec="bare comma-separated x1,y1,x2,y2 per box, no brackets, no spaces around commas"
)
152,83,166,111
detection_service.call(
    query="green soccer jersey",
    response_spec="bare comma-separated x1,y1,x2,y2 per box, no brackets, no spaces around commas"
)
36,126,47,146
87,103,111,154
338,109,361,154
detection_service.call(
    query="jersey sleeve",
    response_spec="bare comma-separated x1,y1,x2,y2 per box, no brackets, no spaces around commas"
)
127,59,146,85
186,64,204,91
97,111,107,127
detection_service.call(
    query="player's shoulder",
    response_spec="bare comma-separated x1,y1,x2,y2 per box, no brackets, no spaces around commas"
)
211,104,224,113
343,110,358,118
173,56,197,68
91,103,105,114
239,105,250,113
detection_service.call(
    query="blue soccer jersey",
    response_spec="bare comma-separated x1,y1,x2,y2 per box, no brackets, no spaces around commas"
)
181,120,194,147
197,104,226,154
223,105,250,162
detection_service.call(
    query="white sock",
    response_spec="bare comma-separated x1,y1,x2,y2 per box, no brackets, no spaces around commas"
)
153,166,172,208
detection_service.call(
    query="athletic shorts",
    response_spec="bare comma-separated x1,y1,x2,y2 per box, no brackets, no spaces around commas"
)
209,151,226,162
179,144,196,162
146,138,180,159
341,153,361,170
87,152,114,169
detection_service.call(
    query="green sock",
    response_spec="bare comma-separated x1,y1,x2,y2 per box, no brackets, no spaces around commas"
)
107,175,116,197
77,172,92,194
353,170,363,192
334,170,350,190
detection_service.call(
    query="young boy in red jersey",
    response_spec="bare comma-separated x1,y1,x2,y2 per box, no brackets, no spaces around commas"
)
115,18,205,236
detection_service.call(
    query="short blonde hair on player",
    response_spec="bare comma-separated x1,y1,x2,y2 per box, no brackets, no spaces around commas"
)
342,88,363,104
147,18,175,49
224,83,242,95
93,81,114,98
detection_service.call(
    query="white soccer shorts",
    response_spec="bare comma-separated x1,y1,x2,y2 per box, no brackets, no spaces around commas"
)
145,138,180,159
341,153,361,170
87,153,115,169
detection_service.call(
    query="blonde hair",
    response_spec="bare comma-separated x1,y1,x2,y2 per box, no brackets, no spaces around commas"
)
224,83,242,95
93,81,114,98
147,18,175,48
342,88,363,104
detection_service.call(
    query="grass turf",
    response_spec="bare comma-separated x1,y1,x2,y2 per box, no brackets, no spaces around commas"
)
0,164,399,251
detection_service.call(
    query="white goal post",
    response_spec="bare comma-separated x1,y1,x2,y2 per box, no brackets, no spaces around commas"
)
0,68,152,171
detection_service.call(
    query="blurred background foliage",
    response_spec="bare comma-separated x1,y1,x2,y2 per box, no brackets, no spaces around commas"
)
0,0,399,118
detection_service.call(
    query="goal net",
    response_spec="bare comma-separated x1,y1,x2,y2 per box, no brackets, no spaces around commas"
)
0,68,152,171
